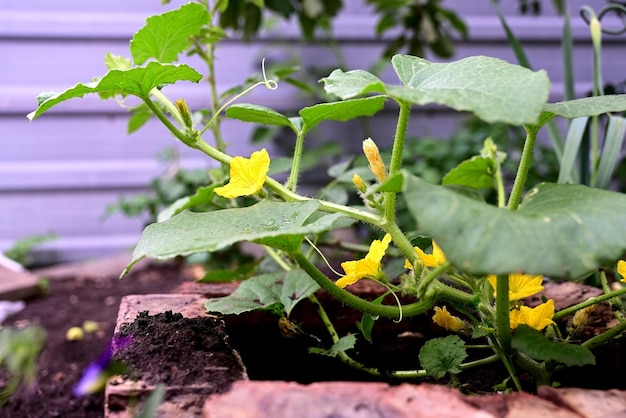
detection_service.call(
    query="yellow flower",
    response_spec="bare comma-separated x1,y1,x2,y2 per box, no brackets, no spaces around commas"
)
336,234,391,288
487,273,544,301
509,299,555,331
215,149,270,198
362,138,387,183
432,306,466,332
405,240,447,269
618,260,626,283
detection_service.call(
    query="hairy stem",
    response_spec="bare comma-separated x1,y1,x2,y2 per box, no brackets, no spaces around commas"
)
508,124,539,210
383,102,410,222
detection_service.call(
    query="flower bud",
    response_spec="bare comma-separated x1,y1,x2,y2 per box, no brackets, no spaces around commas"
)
175,99,194,128
590,16,601,48
352,173,367,193
362,138,387,183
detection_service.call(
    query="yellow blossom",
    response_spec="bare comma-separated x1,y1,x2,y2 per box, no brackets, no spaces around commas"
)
215,149,270,198
336,234,391,288
405,240,447,269
432,306,466,332
618,260,626,283
487,273,544,301
362,138,387,183
509,299,555,331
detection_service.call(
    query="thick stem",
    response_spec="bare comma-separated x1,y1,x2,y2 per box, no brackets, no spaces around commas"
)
496,274,512,355
142,98,192,147
507,125,538,210
150,88,185,128
292,252,434,319
205,43,227,151
383,102,410,222
286,129,305,192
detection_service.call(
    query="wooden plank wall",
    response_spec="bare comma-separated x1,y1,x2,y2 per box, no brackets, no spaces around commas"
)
1,0,624,264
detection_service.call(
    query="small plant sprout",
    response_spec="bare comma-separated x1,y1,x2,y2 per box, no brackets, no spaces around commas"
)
29,3,626,391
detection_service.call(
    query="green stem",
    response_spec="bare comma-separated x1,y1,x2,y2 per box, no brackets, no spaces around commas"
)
206,43,227,152
582,317,626,351
507,124,539,210
383,102,410,222
416,261,452,298
308,294,386,375
309,293,496,379
142,97,193,147
553,285,626,321
494,157,506,208
490,335,522,391
149,88,185,128
292,252,434,319
496,274,512,355
286,129,305,192
383,221,418,265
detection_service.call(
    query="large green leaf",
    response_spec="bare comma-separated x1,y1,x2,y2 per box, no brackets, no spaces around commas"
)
403,173,626,278
321,55,550,126
28,63,202,120
299,96,386,134
130,2,210,65
204,270,320,316
122,200,347,276
390,55,549,125
512,325,595,367
543,95,626,119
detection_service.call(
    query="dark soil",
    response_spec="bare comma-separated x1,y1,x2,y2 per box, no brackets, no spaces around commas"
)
115,310,243,388
0,260,193,418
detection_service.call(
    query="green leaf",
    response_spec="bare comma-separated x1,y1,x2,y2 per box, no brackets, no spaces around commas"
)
512,325,595,367
104,52,132,71
299,96,386,134
419,335,468,379
309,335,356,357
543,95,626,119
225,104,296,130
28,63,202,120
321,69,386,100
123,200,347,275
358,294,386,343
322,55,550,126
403,173,626,278
130,2,210,65
204,270,319,316
157,185,216,223
127,108,153,134
389,55,550,125
442,156,494,189
199,262,256,282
